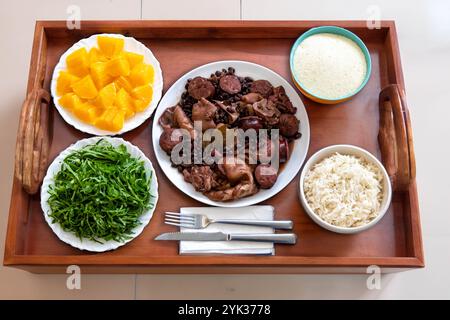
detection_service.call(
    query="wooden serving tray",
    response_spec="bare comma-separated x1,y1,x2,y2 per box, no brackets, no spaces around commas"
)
4,21,424,273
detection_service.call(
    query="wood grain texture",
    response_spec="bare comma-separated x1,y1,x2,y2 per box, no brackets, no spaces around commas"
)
14,22,51,194
379,84,416,191
3,20,424,273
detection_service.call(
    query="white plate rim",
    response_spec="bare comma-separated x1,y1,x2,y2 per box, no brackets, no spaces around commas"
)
40,136,159,252
50,33,163,136
151,60,310,207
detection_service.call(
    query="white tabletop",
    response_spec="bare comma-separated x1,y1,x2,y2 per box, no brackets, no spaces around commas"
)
0,0,449,299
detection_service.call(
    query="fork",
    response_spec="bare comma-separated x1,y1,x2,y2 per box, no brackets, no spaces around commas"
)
164,212,293,230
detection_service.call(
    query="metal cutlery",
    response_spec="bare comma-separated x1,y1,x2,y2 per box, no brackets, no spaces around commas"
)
155,231,297,244
164,212,293,230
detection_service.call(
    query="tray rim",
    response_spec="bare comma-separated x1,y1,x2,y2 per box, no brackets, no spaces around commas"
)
3,20,424,272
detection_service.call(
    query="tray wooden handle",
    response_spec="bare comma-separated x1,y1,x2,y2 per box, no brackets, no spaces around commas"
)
14,86,51,194
378,84,416,191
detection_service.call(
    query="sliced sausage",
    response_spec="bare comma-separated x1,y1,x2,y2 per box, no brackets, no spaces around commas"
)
279,137,289,163
238,116,264,131
250,80,273,98
279,114,300,138
159,128,184,154
219,75,242,94
255,164,278,189
188,77,215,100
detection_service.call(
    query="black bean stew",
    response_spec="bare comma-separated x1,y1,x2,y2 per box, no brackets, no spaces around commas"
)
158,67,301,202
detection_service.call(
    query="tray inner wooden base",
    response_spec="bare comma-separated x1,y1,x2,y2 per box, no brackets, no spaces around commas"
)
6,22,423,270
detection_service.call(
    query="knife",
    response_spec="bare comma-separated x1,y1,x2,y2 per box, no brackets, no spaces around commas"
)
155,232,297,244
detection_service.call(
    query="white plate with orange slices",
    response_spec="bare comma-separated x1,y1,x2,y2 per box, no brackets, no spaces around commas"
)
50,33,163,135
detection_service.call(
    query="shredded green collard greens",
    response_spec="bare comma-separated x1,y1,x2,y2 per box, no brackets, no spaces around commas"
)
47,140,153,243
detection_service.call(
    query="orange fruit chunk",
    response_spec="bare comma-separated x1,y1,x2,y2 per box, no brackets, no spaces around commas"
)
129,63,154,86
73,102,99,124
123,51,144,69
95,108,125,132
114,76,133,93
90,62,113,89
131,85,153,101
71,75,98,100
94,83,116,108
133,99,148,112
89,47,108,64
97,107,116,126
58,93,83,111
115,88,135,119
111,110,125,131
56,71,79,96
97,36,124,58
66,47,89,77
106,56,130,77
131,85,152,112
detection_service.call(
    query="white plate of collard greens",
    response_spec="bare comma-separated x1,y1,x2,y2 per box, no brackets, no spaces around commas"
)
41,137,158,252
152,60,310,207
